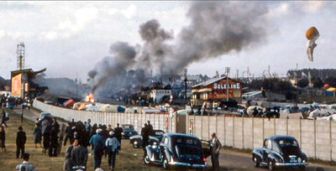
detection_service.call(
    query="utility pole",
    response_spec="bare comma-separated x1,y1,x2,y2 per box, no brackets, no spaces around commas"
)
225,67,230,102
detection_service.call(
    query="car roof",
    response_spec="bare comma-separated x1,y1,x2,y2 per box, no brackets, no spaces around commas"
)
268,135,297,141
164,133,199,139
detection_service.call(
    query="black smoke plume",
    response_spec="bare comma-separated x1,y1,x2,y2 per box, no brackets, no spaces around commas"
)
89,1,270,99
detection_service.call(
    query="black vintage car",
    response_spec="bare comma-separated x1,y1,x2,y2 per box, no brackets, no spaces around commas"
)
121,124,138,139
252,135,308,170
144,133,209,169
129,130,165,148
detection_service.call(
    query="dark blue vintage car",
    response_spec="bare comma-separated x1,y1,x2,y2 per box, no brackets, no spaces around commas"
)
252,135,308,170
144,133,208,170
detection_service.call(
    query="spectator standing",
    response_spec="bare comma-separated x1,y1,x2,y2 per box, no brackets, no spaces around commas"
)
63,123,73,146
147,121,154,136
113,123,123,144
141,123,149,158
49,119,60,157
16,126,27,159
1,109,8,127
71,139,88,171
89,129,105,169
0,124,6,152
64,139,74,171
209,133,222,171
15,153,36,171
105,131,120,171
33,123,42,148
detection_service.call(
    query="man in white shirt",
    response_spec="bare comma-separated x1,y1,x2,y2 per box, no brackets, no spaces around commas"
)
16,153,37,171
105,131,120,171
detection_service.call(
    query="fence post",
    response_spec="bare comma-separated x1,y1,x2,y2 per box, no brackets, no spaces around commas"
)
208,114,210,139
201,115,203,139
242,116,244,149
330,119,332,161
274,117,276,135
224,115,226,146
299,118,302,147
286,117,289,135
262,117,265,139
215,114,218,138
252,116,254,148
233,116,235,148
314,119,317,159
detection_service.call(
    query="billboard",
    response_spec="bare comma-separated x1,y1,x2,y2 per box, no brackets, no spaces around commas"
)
11,73,22,97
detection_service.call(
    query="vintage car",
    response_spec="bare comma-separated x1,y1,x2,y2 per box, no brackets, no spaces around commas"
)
129,130,164,148
121,124,138,139
144,133,209,169
252,135,308,170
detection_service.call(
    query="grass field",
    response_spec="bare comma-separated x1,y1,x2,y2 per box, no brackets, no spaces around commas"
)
0,109,162,171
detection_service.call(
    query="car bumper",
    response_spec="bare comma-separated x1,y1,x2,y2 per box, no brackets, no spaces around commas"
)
169,161,207,168
275,162,308,167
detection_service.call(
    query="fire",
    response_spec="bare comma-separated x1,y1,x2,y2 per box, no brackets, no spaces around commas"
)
85,93,95,103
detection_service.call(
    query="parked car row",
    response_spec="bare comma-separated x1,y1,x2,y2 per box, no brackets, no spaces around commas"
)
129,130,165,148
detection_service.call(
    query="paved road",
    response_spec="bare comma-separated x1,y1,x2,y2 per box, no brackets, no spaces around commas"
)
12,108,336,171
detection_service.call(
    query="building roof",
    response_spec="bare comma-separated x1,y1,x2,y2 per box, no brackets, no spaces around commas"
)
11,68,46,77
192,76,239,88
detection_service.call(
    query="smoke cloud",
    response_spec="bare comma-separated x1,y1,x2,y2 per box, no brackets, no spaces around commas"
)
89,1,270,98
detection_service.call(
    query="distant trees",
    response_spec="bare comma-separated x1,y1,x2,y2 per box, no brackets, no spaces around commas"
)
249,78,294,93
324,77,336,87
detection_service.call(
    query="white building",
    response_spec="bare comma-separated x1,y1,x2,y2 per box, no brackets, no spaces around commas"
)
150,89,172,103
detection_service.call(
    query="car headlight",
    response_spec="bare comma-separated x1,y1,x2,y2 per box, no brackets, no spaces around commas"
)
302,159,306,163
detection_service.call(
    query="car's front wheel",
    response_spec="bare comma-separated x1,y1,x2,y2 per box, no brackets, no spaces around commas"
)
253,156,260,167
268,160,275,171
133,141,138,148
144,155,150,165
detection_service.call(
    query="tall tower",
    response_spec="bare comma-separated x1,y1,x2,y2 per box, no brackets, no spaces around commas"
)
17,42,25,70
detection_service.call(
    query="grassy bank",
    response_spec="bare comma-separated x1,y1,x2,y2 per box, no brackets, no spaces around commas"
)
0,109,161,171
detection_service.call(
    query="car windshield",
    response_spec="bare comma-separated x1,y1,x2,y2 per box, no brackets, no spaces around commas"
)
154,131,164,136
122,125,134,130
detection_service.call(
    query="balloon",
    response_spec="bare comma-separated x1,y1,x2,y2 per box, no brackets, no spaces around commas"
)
306,27,319,40
306,26,319,62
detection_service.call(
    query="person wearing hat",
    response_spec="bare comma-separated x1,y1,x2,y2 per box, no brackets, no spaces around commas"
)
105,131,120,171
89,128,105,169
15,153,36,171
16,126,27,159
209,133,222,171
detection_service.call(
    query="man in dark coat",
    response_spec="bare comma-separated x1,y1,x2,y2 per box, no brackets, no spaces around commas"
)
63,122,73,146
210,133,222,171
16,126,27,159
71,139,88,170
113,123,123,144
147,120,154,136
49,119,59,157
141,123,149,158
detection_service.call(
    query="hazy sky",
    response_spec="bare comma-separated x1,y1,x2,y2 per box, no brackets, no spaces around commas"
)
0,1,335,80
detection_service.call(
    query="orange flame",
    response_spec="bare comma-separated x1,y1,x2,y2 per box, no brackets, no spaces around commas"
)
85,93,95,103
